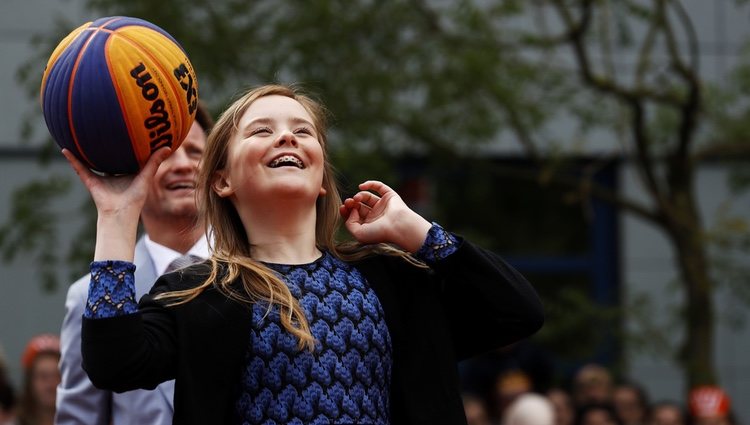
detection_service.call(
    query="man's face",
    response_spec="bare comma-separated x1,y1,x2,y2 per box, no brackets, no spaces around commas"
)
141,121,206,220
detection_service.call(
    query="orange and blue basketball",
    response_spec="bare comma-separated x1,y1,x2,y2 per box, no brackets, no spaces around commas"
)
40,16,198,174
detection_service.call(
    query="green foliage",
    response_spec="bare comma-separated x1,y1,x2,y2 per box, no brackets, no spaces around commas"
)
69,0,573,156
707,206,750,319
703,41,750,196
727,166,750,195
534,280,621,360
9,0,581,289
0,176,70,291
622,290,681,360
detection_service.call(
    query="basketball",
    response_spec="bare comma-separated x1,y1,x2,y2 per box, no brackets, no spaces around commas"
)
40,16,198,174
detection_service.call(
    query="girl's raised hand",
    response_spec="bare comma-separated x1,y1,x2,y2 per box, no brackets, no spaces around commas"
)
62,147,172,261
62,147,171,220
339,180,431,253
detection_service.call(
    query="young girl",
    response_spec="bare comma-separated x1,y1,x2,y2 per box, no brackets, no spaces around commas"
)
67,84,544,425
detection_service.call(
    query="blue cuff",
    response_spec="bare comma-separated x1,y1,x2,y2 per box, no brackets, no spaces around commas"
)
415,222,459,263
84,260,138,319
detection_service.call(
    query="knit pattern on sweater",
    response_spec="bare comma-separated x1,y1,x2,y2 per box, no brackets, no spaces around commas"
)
235,252,392,425
84,260,137,318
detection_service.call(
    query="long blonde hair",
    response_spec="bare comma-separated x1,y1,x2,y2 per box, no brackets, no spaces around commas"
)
158,84,422,351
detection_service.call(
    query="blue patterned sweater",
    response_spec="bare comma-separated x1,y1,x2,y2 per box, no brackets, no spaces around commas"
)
85,223,458,425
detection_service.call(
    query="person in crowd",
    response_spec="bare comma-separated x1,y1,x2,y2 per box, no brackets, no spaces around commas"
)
647,401,686,425
573,364,613,407
0,345,17,425
612,382,649,425
66,84,544,424
503,393,555,425
17,334,60,425
688,386,736,425
494,369,534,420
548,388,576,425
55,103,213,425
463,393,492,425
575,403,622,425
460,339,555,423
0,384,15,425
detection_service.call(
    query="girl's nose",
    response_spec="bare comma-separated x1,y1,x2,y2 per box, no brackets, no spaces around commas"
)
275,131,298,147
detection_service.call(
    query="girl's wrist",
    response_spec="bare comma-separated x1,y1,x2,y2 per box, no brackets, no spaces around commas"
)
394,211,432,253
94,213,139,261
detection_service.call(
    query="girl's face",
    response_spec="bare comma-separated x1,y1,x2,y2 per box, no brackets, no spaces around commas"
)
217,95,325,205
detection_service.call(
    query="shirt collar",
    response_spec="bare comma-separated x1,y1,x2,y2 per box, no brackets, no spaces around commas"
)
144,234,210,276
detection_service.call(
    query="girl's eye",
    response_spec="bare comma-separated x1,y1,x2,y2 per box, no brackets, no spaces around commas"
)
294,127,313,135
250,127,272,136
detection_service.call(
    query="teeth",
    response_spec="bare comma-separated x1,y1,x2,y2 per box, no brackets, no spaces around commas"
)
269,155,304,168
167,183,194,190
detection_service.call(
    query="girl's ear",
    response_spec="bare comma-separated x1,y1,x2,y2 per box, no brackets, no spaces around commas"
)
319,187,327,197
212,170,234,198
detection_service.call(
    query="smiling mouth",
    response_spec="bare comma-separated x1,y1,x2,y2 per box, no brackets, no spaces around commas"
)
268,155,305,169
166,182,195,190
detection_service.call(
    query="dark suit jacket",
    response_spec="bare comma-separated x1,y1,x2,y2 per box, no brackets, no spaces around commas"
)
82,239,544,425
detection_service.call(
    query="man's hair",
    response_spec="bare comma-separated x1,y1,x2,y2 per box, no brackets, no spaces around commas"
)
194,100,214,132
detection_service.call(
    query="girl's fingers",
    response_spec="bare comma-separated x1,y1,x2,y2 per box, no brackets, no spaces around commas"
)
62,149,92,177
352,191,380,208
63,147,171,185
62,149,100,189
340,198,359,218
345,204,361,226
358,180,394,196
347,198,372,218
339,203,350,218
135,147,172,183
357,201,370,219
340,197,373,222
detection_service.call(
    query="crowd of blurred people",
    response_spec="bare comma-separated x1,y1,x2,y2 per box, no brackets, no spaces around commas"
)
0,334,742,425
460,349,739,425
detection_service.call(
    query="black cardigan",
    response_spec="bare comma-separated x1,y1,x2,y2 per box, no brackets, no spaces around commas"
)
82,239,544,425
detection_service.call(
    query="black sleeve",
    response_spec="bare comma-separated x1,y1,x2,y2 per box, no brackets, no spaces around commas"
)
81,276,179,393
431,239,544,360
